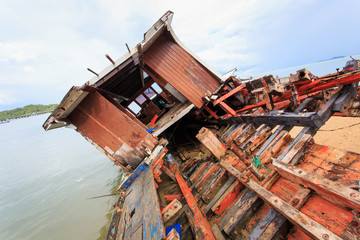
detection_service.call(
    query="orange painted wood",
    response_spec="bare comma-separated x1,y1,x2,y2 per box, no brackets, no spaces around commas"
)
68,91,157,169
300,195,354,236
274,160,360,212
142,33,220,108
221,160,343,240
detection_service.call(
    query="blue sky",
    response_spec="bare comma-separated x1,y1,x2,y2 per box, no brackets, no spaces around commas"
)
0,0,359,111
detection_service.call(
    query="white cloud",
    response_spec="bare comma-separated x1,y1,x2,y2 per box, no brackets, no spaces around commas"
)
0,0,359,108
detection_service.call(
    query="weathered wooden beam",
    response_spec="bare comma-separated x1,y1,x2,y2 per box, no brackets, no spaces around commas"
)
196,127,227,159
247,188,311,240
194,165,221,191
219,188,259,235
211,225,226,240
202,176,236,216
224,123,246,146
273,160,360,211
161,199,182,222
258,130,291,164
255,97,313,156
160,165,176,182
198,168,227,202
277,126,315,164
237,111,324,128
211,180,243,216
169,163,216,240
221,160,343,240
189,161,210,183
234,124,256,146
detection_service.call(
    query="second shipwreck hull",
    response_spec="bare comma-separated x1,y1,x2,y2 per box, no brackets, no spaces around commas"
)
43,11,360,240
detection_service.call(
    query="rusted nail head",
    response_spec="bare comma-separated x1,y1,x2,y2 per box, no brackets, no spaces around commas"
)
322,234,329,240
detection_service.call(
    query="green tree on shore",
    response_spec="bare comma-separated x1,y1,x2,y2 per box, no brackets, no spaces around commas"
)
0,104,58,120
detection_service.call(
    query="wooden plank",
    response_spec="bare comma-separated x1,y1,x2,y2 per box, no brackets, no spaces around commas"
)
212,180,243,216
234,124,256,145
170,164,216,240
200,169,227,203
221,160,343,240
184,205,204,239
258,130,291,164
196,127,227,159
194,165,220,191
240,124,271,152
224,123,247,146
189,161,210,183
277,126,316,163
247,188,311,240
211,225,226,240
161,199,182,222
274,160,360,211
203,176,236,215
219,189,259,235
142,166,166,240
280,133,314,164
190,163,214,188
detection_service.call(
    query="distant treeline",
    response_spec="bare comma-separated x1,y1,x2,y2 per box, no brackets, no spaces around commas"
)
0,104,58,120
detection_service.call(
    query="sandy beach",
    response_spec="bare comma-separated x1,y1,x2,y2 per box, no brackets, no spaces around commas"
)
290,116,360,154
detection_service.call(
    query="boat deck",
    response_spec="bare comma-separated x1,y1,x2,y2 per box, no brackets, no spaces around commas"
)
108,119,360,240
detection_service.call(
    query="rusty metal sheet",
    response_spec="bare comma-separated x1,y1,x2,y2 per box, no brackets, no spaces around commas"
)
68,91,158,169
142,33,220,108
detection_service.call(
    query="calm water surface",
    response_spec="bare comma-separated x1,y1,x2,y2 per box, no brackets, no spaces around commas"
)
0,114,123,240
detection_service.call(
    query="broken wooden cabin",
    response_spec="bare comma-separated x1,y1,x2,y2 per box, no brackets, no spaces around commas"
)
43,11,360,240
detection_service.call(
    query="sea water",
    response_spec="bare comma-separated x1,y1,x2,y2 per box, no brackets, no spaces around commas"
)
0,114,123,240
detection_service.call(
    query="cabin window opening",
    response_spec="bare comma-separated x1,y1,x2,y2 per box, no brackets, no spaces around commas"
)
128,102,142,115
153,97,167,110
151,83,163,93
135,94,147,105
144,87,156,100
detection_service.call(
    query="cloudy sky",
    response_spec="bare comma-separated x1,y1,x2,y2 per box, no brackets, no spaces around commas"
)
0,0,359,110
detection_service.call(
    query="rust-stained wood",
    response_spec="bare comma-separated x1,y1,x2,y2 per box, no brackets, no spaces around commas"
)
300,195,356,238
221,160,343,240
219,188,259,235
274,160,360,211
241,124,272,153
258,130,291,164
189,161,211,183
194,164,221,191
170,164,216,240
280,133,314,164
224,123,247,147
196,127,227,159
200,169,227,203
234,124,256,146
231,147,264,181
212,180,243,216
161,199,182,222
68,91,157,169
203,176,236,215
247,188,311,240
296,144,360,183
142,33,220,108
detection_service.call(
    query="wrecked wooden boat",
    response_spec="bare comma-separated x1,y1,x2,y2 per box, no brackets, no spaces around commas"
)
43,11,360,240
